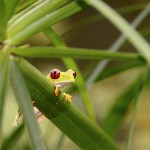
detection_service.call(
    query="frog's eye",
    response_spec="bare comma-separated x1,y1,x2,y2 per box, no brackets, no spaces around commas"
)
50,69,60,79
73,71,76,78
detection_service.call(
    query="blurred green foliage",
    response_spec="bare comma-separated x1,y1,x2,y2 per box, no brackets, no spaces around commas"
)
0,0,150,150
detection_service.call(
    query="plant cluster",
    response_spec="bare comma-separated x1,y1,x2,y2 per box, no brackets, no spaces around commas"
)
0,0,150,150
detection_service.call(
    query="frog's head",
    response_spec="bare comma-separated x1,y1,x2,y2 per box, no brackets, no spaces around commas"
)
47,69,76,88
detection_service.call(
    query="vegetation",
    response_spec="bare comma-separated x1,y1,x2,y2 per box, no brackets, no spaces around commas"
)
0,0,150,150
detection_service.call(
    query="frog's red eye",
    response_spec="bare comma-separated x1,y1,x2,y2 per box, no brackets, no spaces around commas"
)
73,71,76,78
50,69,60,79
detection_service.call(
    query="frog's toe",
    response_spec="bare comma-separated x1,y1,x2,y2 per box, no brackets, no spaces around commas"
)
12,109,22,127
63,93,72,103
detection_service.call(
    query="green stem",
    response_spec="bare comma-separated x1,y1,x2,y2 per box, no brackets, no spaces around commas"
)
0,44,11,137
12,46,144,62
126,67,150,150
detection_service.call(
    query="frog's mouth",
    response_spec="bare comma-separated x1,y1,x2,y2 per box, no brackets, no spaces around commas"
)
54,81,75,88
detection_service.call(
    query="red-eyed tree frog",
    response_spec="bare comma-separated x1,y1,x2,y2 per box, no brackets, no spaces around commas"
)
13,69,76,126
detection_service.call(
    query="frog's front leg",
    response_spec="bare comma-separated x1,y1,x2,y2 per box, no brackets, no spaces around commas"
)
12,108,22,127
54,86,60,96
54,86,72,103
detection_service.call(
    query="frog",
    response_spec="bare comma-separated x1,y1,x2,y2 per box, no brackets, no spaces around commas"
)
13,69,76,126
47,69,76,103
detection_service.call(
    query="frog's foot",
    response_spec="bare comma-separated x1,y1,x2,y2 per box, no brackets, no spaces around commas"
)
55,86,59,96
33,107,47,122
12,108,22,127
63,92,72,103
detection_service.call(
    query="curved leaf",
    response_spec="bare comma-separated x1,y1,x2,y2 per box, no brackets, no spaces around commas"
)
83,0,150,64
94,62,145,82
0,50,9,135
8,0,70,37
8,1,88,45
5,0,20,22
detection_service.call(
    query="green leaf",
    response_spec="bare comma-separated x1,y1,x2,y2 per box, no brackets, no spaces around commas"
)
9,0,43,26
15,0,37,13
5,0,20,22
63,2,147,36
2,123,24,150
12,46,144,62
83,0,150,64
8,0,72,38
94,61,145,82
0,0,5,22
18,58,120,150
0,50,9,134
10,59,47,150
54,133,65,150
126,67,150,150
8,1,88,45
0,0,6,39
86,2,150,87
101,75,144,137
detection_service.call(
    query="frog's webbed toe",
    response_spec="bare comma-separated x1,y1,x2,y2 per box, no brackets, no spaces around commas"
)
12,108,22,127
63,92,72,103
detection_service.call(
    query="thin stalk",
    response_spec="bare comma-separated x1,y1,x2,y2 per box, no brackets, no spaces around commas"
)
86,1,150,88
1,123,24,150
12,46,144,62
0,45,11,138
126,95,140,150
54,133,65,150
126,67,150,150
63,3,147,37
84,0,150,64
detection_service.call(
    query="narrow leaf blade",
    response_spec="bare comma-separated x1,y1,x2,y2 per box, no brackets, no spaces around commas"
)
101,75,143,137
83,0,150,64
5,0,20,22
10,59,47,150
8,1,88,45
0,50,9,134
2,124,24,150
12,46,144,62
